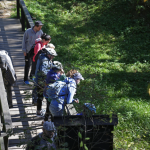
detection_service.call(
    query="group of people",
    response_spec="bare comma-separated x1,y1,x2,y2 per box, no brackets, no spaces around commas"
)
0,20,97,150
22,20,86,121
22,20,87,149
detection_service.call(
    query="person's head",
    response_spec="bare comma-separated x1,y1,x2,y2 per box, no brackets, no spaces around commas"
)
42,121,56,138
66,69,78,78
52,61,64,73
66,70,84,84
73,72,84,84
46,43,55,49
34,21,43,31
41,33,51,45
44,47,57,60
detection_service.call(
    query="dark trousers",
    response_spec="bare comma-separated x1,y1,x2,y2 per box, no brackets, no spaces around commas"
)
30,61,36,77
37,86,44,111
31,54,39,77
44,98,51,121
24,53,32,81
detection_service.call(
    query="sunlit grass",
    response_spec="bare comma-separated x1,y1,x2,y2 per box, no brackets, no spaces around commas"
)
24,0,150,148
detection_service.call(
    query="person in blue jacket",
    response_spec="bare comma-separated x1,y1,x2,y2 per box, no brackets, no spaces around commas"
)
33,47,57,116
47,70,84,116
43,61,65,121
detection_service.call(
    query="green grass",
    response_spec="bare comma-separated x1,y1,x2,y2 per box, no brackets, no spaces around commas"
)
23,0,150,149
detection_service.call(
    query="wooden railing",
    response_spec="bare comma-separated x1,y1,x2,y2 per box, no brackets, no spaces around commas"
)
16,0,34,31
0,69,12,150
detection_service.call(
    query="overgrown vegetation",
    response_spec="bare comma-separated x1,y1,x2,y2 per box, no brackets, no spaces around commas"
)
18,0,150,149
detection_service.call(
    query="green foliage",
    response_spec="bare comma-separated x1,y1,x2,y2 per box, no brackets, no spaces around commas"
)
78,132,82,139
23,0,150,149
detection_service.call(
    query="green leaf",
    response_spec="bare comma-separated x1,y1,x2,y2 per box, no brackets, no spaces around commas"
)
78,132,82,139
84,144,88,150
80,141,83,147
85,137,90,140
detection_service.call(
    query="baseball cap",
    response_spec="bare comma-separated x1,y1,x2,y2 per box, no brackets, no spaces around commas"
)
35,20,44,26
43,121,56,131
73,72,84,80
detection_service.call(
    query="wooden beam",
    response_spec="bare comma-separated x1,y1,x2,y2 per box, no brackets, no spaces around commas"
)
0,69,12,133
19,0,34,28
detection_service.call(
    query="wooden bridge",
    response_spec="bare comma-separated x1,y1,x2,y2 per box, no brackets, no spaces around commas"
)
0,1,46,149
0,18,47,150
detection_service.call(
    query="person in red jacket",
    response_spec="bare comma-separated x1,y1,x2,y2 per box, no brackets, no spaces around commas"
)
31,33,51,78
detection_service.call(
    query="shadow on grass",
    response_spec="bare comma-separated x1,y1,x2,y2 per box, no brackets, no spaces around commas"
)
27,0,150,100
38,0,150,64
101,71,150,100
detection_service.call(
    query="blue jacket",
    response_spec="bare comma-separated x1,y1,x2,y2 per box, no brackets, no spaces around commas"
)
46,69,61,84
34,53,52,85
49,78,77,108
43,69,61,98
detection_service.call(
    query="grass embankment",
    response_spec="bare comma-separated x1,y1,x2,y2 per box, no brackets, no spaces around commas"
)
22,0,150,149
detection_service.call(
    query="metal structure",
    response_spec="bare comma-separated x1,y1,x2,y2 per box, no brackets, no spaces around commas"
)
54,114,118,150
0,69,12,150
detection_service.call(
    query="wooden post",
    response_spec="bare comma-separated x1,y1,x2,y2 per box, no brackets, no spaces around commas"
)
16,0,20,19
21,8,25,31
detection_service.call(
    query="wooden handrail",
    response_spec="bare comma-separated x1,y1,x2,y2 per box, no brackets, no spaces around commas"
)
0,68,12,150
16,0,34,31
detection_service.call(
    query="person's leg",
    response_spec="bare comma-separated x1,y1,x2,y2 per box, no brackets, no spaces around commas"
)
29,56,34,79
44,98,50,121
30,58,36,78
5,84,13,108
32,85,38,105
37,87,43,113
24,53,31,81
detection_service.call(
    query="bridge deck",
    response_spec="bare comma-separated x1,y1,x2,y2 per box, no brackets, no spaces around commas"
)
0,18,46,150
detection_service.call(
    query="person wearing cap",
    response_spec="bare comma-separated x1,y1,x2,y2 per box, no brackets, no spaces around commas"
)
33,47,58,116
43,61,66,122
22,20,43,85
31,33,51,77
47,69,84,116
32,43,56,105
26,121,57,150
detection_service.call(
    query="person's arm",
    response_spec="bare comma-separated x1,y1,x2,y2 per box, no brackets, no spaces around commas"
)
22,31,28,54
33,43,41,62
66,85,76,104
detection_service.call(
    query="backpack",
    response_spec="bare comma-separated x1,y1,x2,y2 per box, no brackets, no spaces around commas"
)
28,44,35,58
46,78,70,99
0,50,16,85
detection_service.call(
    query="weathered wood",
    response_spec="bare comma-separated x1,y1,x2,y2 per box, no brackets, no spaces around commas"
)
16,0,20,18
19,0,34,30
0,69,12,132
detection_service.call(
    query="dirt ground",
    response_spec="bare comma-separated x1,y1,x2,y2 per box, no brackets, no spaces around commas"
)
0,0,16,18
